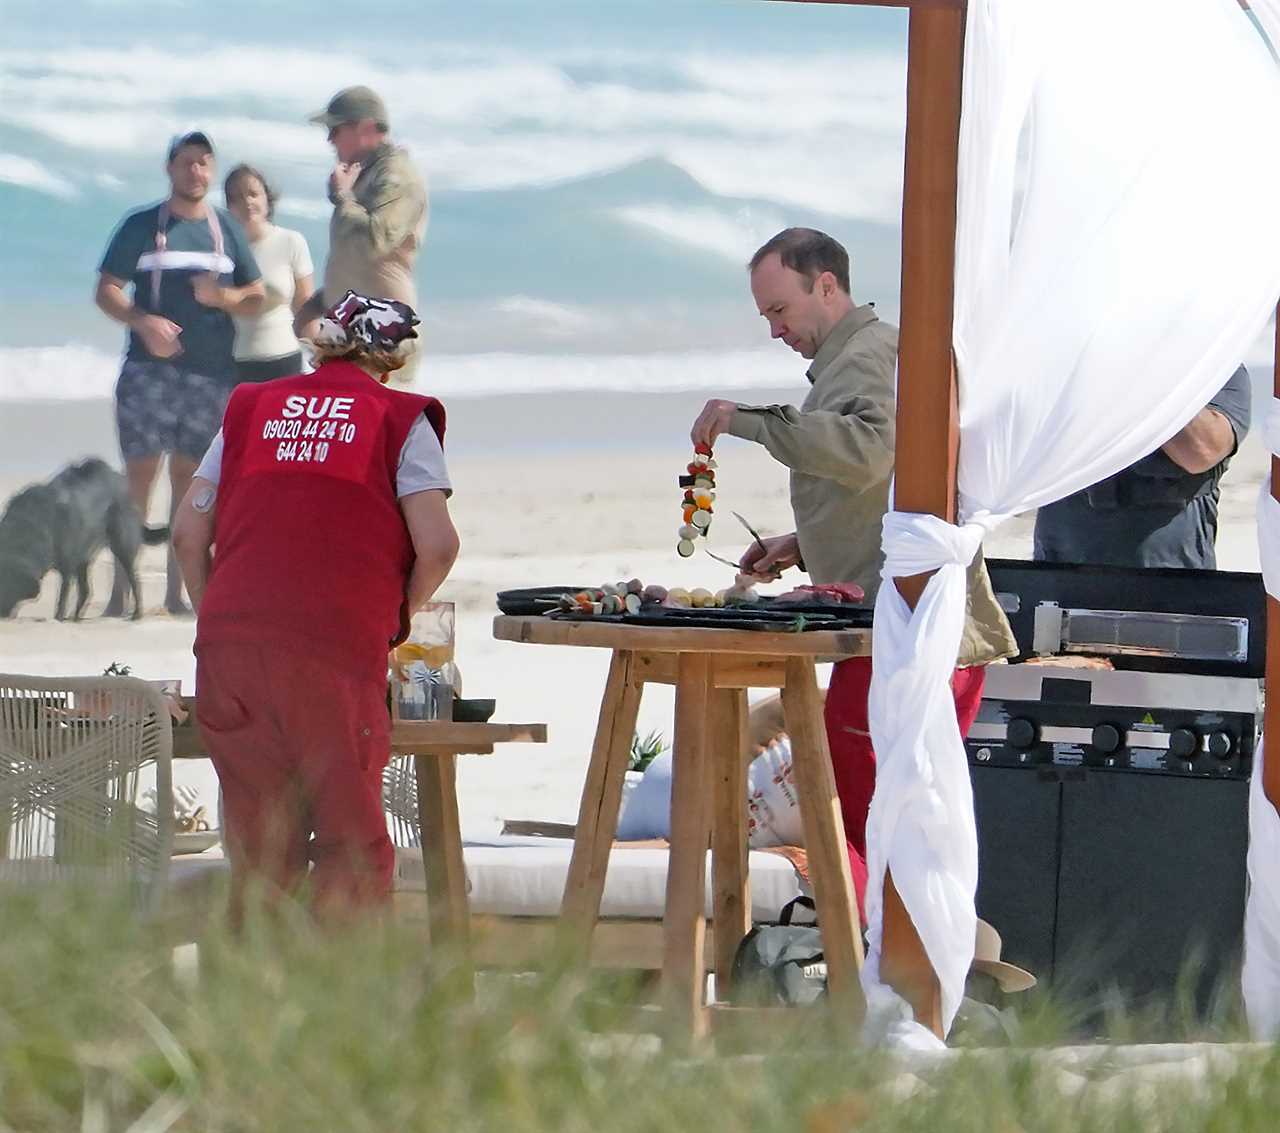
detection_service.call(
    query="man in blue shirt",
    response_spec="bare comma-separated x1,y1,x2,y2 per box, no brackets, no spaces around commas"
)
1034,366,1252,569
96,132,264,614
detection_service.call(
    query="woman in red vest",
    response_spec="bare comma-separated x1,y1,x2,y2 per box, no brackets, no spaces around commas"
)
173,290,459,922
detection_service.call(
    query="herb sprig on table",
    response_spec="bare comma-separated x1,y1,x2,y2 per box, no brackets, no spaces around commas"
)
629,730,667,773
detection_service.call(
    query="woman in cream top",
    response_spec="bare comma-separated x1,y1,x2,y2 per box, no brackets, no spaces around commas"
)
224,164,315,382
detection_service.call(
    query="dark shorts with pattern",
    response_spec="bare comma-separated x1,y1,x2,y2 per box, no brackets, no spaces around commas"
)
115,360,230,461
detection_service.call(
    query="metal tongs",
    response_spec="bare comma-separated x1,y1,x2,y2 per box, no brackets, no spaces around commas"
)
702,511,773,574
732,510,770,562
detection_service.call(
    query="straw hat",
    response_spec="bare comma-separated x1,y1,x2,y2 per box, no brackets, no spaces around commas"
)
972,919,1037,993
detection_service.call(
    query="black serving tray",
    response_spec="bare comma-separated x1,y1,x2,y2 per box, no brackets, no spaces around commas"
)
496,588,873,630
547,606,870,633
496,587,594,616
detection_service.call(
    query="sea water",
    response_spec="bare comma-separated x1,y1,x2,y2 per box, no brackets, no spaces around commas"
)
1,0,909,402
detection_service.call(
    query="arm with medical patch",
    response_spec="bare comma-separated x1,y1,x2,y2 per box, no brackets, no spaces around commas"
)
172,432,223,611
331,155,427,259
398,417,458,615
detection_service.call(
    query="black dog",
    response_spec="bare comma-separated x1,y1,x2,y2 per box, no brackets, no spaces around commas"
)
0,459,169,620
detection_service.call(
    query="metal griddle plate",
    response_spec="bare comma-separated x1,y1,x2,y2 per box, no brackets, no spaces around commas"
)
546,606,870,633
494,588,872,630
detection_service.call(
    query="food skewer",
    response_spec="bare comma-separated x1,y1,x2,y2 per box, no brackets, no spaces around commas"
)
677,445,716,557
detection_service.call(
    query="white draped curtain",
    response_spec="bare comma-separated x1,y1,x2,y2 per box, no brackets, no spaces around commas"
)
1243,0,1280,1040
864,0,1280,1047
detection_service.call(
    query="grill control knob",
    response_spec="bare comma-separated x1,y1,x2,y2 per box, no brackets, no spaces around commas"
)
1091,723,1123,755
1208,731,1235,760
1168,728,1199,760
1006,718,1038,749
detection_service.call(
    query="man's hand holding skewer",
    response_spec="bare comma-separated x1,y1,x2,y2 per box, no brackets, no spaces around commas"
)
691,398,737,451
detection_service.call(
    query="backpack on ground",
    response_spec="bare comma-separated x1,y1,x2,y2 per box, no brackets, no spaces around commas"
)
728,897,827,1007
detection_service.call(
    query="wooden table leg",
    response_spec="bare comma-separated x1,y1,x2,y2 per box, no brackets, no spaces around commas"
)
781,657,866,1027
661,652,715,1040
415,751,472,984
709,684,750,1002
559,650,643,960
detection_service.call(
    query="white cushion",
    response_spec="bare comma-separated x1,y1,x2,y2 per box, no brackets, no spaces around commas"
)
615,752,673,840
395,835,805,921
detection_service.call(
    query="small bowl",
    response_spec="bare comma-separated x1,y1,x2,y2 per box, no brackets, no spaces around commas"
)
452,697,496,723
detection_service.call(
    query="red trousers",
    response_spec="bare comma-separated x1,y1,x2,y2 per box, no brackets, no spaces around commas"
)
824,656,986,921
195,642,395,921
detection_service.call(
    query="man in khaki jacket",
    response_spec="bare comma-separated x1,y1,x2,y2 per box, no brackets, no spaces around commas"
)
692,227,1016,916
296,86,428,372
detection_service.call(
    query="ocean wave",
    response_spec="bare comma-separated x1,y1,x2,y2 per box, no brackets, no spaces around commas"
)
14,332,1275,407
455,337,1280,404
613,202,787,261
0,38,907,220
1,342,799,403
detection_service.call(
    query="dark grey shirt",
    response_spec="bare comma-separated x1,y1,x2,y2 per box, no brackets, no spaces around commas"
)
1033,366,1252,569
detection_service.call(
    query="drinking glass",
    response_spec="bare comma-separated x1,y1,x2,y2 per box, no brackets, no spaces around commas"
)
391,601,458,720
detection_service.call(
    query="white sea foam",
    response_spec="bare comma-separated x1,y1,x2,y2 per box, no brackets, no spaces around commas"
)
614,203,787,261
0,152,77,198
273,197,332,221
491,297,591,341
0,342,798,403
3,345,122,400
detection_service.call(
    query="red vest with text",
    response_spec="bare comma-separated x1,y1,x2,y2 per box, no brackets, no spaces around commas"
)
195,360,446,679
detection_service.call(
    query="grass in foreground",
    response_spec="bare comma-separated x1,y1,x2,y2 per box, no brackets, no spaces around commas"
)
1,886,1278,1132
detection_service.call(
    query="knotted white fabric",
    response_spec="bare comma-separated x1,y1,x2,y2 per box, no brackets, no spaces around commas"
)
862,515,982,1042
863,0,1280,1047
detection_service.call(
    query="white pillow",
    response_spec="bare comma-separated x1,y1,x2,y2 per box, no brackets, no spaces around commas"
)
746,737,803,848
614,739,804,849
615,751,673,840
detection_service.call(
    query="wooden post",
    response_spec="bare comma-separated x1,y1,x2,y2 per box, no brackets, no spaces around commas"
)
1267,303,1280,813
880,2,967,1040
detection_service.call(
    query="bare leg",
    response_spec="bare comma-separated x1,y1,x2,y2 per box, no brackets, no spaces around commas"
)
107,455,161,616
166,454,199,615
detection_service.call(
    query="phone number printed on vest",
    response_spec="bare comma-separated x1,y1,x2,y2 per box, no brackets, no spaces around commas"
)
244,393,384,482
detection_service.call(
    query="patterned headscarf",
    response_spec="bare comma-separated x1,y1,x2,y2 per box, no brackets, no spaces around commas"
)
313,290,419,352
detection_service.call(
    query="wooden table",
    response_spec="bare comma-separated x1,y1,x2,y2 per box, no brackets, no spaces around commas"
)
172,710,547,965
390,720,546,965
493,614,871,1038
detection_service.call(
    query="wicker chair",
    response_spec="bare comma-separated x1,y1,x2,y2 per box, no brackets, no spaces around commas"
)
0,673,174,911
382,754,421,848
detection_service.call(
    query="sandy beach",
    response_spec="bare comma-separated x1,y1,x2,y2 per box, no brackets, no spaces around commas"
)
0,390,1269,835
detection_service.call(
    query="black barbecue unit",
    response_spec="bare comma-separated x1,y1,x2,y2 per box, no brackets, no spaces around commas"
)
972,559,1264,1019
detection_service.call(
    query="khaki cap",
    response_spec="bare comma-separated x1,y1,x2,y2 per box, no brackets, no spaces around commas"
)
309,86,389,129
